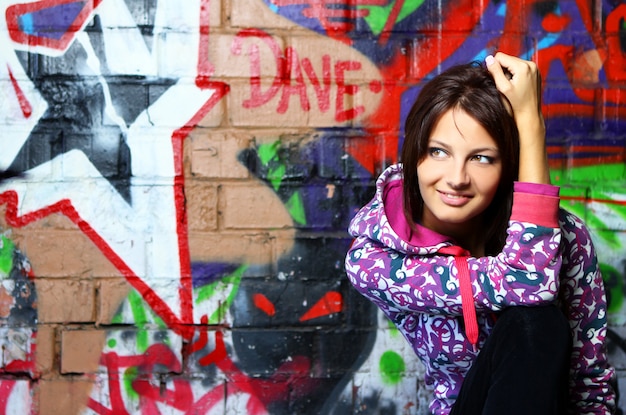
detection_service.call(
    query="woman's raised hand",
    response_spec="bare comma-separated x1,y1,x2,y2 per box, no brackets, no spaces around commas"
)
486,52,550,185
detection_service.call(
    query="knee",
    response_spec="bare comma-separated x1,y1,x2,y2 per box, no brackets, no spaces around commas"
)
496,305,570,352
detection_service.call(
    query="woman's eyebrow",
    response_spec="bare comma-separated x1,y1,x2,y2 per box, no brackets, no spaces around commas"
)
429,139,499,154
470,146,499,154
427,139,450,148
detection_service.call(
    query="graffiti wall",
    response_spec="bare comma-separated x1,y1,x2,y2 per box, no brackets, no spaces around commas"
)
0,0,625,413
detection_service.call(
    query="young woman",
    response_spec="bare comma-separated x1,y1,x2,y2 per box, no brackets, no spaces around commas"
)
344,52,616,414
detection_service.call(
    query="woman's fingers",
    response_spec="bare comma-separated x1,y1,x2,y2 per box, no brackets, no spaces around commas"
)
487,53,549,184
486,52,541,115
485,55,512,92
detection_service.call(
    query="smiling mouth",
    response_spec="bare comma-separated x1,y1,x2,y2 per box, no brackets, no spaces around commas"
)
440,191,471,198
439,191,472,205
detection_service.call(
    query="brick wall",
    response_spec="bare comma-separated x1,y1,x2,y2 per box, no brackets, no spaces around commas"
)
0,0,625,414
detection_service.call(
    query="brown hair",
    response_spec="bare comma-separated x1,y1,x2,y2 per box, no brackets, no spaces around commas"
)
401,62,520,255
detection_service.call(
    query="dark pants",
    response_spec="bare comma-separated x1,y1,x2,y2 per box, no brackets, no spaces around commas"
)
450,305,571,415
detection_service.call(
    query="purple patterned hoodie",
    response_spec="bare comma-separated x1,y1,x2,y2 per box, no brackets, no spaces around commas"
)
345,164,616,415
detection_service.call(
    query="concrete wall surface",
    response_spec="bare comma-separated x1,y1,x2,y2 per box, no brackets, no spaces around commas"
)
0,0,625,414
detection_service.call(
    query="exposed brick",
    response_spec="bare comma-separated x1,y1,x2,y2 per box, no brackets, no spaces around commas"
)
185,182,219,232
0,207,80,231
206,0,222,26
219,182,295,229
227,80,312,127
97,278,131,325
35,279,95,323
187,131,252,179
37,378,94,415
34,324,56,377
12,229,120,278
188,230,292,266
208,32,286,79
61,329,107,374
194,94,226,128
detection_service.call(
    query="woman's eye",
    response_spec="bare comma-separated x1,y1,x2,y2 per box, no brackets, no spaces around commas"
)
471,155,493,164
428,148,446,158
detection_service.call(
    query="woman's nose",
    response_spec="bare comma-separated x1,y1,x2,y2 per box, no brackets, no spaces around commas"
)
446,162,470,189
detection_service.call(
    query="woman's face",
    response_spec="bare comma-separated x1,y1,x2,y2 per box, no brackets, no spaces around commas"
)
417,107,502,238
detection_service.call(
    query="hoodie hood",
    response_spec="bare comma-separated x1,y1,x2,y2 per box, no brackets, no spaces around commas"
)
348,164,482,348
348,163,454,255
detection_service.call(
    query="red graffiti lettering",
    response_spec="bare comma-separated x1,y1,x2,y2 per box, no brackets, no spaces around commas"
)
232,29,285,109
278,47,311,113
335,60,364,122
302,55,331,112
232,29,365,122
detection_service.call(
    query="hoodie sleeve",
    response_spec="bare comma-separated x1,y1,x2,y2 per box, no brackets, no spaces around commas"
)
558,210,616,415
344,184,563,316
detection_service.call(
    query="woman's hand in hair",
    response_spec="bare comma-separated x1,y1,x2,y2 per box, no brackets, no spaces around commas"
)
485,52,550,185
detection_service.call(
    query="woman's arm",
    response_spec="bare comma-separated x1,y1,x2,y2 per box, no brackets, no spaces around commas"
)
486,52,550,185
559,210,617,414
345,187,562,317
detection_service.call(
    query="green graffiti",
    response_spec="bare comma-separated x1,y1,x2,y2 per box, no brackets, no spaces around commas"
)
128,290,150,352
555,164,625,248
124,366,140,400
107,338,117,349
358,0,425,35
268,164,286,191
601,263,624,313
257,140,279,165
379,350,406,385
110,289,168,353
111,312,123,325
256,140,307,224
560,198,620,248
128,290,149,325
257,141,285,191
0,235,15,277
286,191,306,225
566,163,625,182
195,264,248,324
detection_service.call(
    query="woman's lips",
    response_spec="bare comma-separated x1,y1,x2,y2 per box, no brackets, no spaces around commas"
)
438,190,472,206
